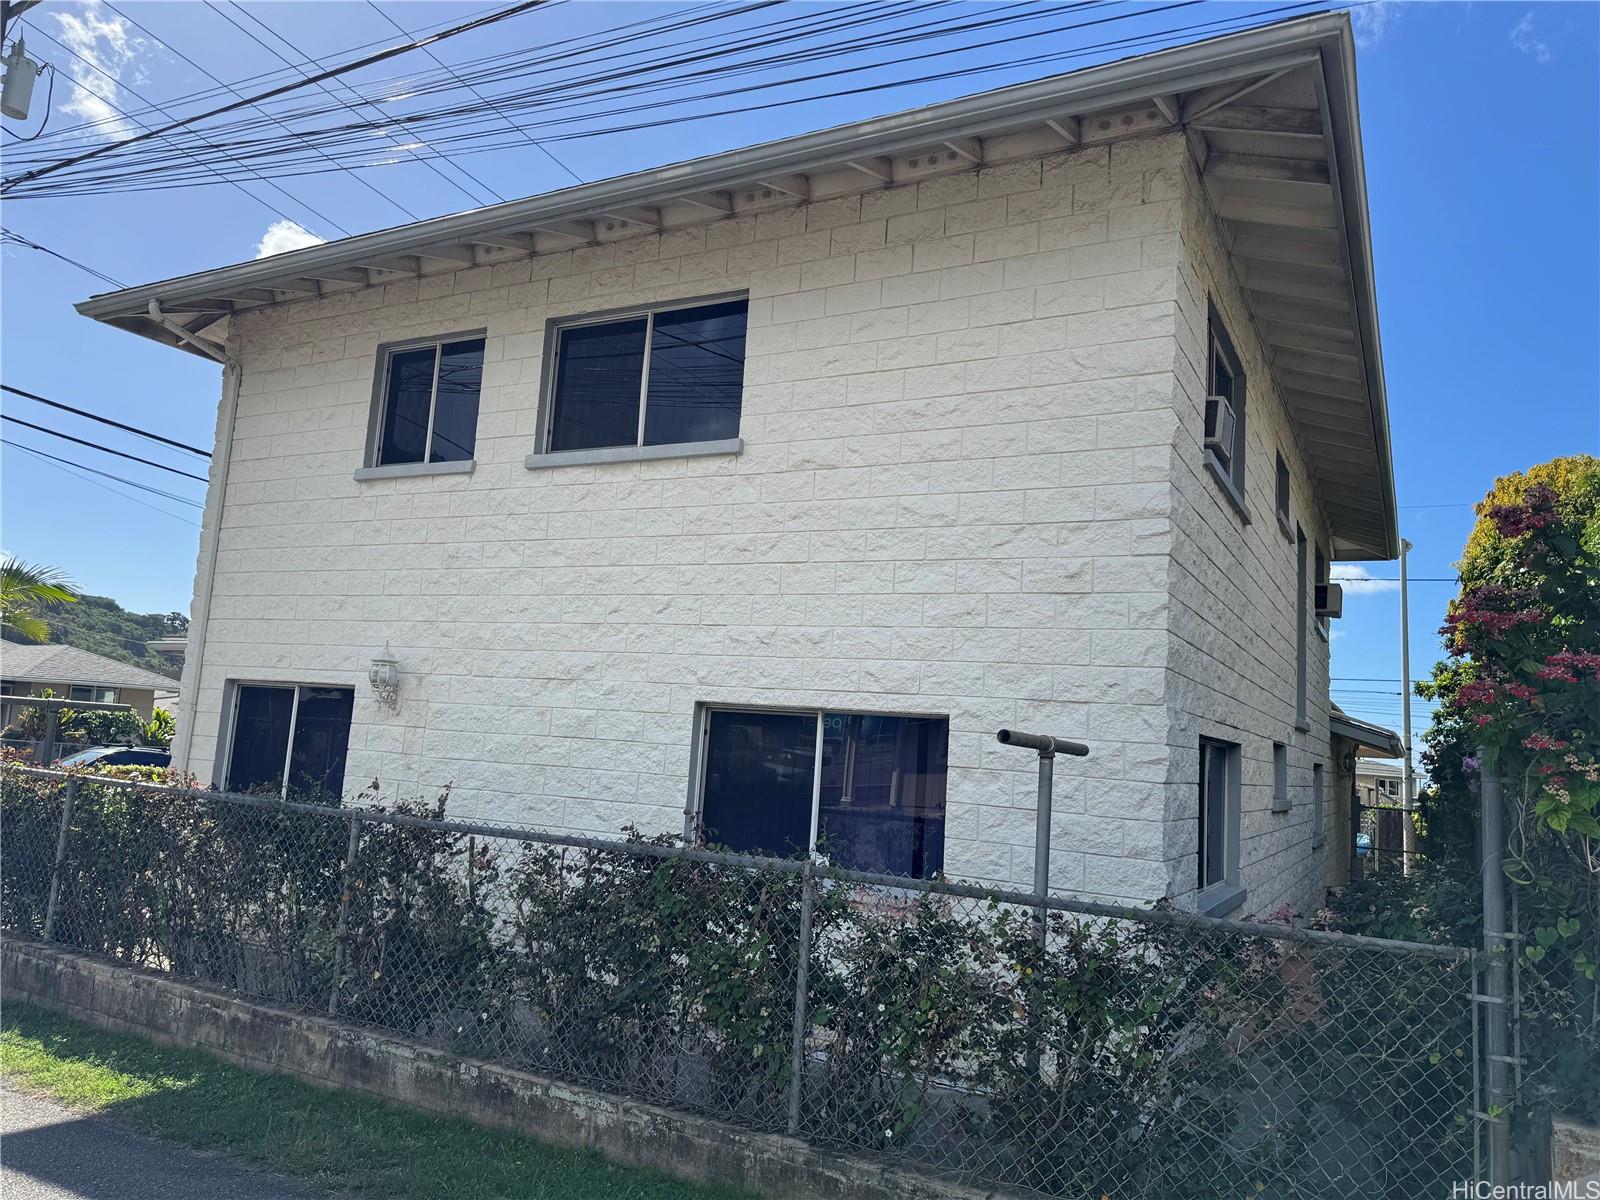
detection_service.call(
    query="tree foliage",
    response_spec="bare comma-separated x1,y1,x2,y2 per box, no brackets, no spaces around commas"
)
0,557,78,644
1414,453,1600,1121
0,592,186,681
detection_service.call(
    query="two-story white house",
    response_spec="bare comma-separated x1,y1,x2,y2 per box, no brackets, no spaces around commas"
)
78,15,1402,918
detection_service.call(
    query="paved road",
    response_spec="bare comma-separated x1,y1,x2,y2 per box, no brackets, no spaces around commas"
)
1,1084,323,1200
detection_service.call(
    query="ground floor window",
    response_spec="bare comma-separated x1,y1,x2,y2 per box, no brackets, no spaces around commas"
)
697,706,948,878
225,684,354,798
68,686,117,704
1198,737,1240,893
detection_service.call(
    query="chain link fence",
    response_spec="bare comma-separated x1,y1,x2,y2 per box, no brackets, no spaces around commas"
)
2,766,1480,1199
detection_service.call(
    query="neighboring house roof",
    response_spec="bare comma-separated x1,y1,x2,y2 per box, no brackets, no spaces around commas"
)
0,643,179,691
75,12,1395,558
1355,759,1405,779
1330,706,1404,759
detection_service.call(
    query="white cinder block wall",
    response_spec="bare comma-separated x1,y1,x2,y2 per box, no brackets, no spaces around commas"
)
1165,152,1340,916
181,130,1341,913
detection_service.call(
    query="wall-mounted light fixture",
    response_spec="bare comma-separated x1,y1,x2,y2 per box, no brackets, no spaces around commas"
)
368,643,400,709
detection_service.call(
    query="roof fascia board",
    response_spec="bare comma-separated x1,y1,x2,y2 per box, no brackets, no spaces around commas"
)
1308,25,1397,560
77,19,1342,322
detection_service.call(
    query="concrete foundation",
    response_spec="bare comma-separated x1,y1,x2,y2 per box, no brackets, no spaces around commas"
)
1,939,999,1200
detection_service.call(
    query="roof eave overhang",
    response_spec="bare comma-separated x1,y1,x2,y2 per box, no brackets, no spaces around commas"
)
1331,709,1405,759
76,13,1395,558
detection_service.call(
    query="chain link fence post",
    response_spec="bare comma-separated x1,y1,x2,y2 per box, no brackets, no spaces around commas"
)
41,775,78,942
785,855,816,1137
327,813,362,1017
1479,748,1513,1186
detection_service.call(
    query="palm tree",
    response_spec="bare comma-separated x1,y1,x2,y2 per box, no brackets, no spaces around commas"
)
0,557,78,643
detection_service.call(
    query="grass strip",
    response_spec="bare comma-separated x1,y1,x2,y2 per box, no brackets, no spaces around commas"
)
1,1000,752,1200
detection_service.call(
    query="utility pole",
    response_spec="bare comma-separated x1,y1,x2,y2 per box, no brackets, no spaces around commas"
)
1399,537,1417,874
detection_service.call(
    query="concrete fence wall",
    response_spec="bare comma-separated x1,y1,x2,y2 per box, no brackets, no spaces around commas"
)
1,939,993,1200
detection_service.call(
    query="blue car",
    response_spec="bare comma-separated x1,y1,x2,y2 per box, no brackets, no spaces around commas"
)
56,745,171,770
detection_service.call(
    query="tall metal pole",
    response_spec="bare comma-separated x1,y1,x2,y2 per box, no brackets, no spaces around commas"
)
1479,748,1512,1186
1399,537,1418,874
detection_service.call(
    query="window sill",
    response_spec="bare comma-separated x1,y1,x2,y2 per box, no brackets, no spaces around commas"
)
1204,451,1251,525
1276,509,1294,541
1294,718,1312,734
1315,620,1330,643
1197,881,1247,918
1271,797,1292,815
354,459,474,482
525,437,742,471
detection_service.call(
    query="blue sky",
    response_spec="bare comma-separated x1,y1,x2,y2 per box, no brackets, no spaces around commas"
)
2,1,1596,763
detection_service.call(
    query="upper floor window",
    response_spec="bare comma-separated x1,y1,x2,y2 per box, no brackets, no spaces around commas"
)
372,334,486,467
1203,302,1247,515
696,705,947,879
545,296,748,453
1275,451,1292,538
1295,525,1310,729
1314,543,1331,638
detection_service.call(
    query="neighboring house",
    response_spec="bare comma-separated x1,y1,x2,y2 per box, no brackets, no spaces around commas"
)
146,636,188,667
75,15,1402,917
0,643,177,726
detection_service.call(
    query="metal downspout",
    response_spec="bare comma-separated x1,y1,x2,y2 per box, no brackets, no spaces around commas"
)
149,301,238,780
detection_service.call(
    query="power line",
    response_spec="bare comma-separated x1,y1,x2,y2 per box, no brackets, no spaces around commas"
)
0,414,210,482
2,384,211,458
365,0,584,188
1,439,204,507
0,229,125,288
99,0,399,228
1,0,550,194
224,0,506,208
4,441,202,527
199,1,431,217
12,16,349,237
4,1,1324,198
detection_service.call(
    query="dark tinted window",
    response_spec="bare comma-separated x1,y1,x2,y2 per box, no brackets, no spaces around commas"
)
1200,740,1230,890
429,339,484,463
378,347,436,466
700,709,815,859
643,301,747,446
1210,347,1234,403
817,713,946,878
288,687,354,798
548,318,647,451
226,685,294,792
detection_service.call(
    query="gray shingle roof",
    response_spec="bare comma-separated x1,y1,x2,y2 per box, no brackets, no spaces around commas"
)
0,642,178,691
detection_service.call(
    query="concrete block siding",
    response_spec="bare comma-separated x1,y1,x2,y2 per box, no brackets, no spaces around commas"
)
182,131,1338,913
1165,152,1341,916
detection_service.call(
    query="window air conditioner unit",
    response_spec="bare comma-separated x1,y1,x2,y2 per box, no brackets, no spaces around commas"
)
1315,581,1344,620
1204,395,1236,463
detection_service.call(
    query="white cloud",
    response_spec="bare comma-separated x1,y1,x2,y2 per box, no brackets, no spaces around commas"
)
1352,0,1400,46
1510,12,1553,63
52,0,150,141
1331,564,1400,596
254,220,326,259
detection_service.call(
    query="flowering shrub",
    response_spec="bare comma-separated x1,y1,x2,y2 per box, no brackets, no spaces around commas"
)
1409,454,1600,1125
